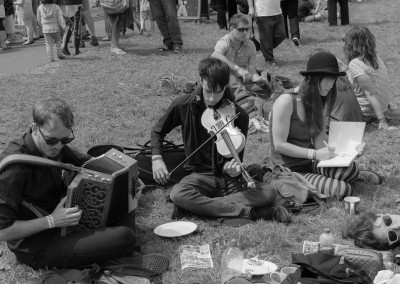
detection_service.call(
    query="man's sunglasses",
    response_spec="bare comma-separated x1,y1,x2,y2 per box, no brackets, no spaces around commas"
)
38,127,75,145
235,27,249,33
382,215,399,245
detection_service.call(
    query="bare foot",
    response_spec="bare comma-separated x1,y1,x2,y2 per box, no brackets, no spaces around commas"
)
111,47,126,55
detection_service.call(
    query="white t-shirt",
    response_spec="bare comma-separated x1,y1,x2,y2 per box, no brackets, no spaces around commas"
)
254,0,282,17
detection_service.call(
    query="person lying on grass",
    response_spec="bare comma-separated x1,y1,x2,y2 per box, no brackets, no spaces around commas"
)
0,98,137,269
151,57,291,224
344,211,400,258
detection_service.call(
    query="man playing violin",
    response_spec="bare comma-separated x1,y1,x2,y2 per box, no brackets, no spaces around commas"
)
0,98,137,269
151,57,291,223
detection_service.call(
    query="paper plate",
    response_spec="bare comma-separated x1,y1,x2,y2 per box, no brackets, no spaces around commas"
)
153,221,197,237
241,259,279,275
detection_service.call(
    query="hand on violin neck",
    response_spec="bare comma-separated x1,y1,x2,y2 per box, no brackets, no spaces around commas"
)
223,159,242,177
152,158,170,185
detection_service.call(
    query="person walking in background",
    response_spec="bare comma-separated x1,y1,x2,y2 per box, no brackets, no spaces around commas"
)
14,0,40,45
37,0,66,61
81,0,99,46
149,0,183,53
0,0,11,50
58,0,83,56
139,0,155,35
280,0,300,46
343,26,396,130
247,0,286,66
216,0,237,30
3,0,16,44
327,0,349,26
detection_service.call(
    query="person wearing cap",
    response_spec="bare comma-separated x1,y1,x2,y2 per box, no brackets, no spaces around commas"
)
0,98,137,269
269,51,367,199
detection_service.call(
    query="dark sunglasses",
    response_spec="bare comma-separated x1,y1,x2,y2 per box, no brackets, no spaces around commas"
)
38,127,75,145
382,215,399,245
235,27,249,33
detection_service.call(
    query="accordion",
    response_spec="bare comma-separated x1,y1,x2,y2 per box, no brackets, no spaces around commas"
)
61,148,138,236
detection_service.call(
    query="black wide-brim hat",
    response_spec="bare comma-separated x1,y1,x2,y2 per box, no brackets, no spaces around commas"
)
300,51,347,77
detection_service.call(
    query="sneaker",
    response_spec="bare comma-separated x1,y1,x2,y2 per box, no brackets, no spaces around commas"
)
62,49,71,56
57,53,66,60
266,60,278,67
357,170,383,185
292,37,300,46
173,45,182,54
90,37,99,46
22,40,34,45
158,44,170,51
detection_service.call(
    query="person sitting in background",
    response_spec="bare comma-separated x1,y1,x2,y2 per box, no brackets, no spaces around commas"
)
269,51,368,200
298,0,326,22
0,98,137,269
343,26,396,130
211,14,272,96
151,57,291,224
344,212,400,251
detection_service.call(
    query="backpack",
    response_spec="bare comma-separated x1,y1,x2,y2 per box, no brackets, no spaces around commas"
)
100,0,129,15
281,252,374,284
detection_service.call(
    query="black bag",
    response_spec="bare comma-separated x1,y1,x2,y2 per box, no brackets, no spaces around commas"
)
250,19,260,52
87,140,188,186
131,140,188,185
281,252,373,284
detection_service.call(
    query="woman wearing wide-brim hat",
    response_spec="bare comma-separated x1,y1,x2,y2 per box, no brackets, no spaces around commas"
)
268,51,373,200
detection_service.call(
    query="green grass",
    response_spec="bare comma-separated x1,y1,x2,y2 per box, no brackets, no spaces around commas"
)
1,1,400,283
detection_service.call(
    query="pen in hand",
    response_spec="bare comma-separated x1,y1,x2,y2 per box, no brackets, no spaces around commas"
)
323,140,336,154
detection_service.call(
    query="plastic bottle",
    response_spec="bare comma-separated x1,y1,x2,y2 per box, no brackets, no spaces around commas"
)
220,239,244,284
319,228,334,254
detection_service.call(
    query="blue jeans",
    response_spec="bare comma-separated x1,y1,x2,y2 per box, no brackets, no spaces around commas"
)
328,0,349,26
170,172,276,219
149,0,183,48
256,14,286,62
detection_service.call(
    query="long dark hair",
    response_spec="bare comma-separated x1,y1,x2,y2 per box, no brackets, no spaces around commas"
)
298,75,337,137
343,26,379,69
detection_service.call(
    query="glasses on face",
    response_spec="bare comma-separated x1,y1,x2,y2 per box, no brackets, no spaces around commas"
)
235,27,249,33
382,215,399,245
38,127,75,145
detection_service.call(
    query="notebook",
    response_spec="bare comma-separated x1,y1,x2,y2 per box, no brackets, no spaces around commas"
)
317,121,365,168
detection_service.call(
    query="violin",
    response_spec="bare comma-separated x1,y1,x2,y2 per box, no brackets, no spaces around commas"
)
201,101,255,188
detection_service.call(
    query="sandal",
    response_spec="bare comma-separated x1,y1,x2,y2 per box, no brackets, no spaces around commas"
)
158,44,170,51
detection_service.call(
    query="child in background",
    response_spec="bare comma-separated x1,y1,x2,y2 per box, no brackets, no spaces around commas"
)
139,0,154,35
37,0,66,61
0,0,11,50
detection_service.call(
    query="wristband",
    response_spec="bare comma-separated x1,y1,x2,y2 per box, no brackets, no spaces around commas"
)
46,215,55,228
151,155,163,162
312,149,317,160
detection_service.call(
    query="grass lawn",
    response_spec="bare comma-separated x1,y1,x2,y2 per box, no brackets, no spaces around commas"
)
1,0,400,283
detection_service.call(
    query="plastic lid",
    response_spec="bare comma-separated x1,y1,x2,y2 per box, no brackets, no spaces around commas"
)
323,228,331,233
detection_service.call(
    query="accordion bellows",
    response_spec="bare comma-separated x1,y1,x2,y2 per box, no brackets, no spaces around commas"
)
61,148,138,236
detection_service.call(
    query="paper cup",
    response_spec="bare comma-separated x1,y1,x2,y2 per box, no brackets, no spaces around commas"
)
344,196,360,215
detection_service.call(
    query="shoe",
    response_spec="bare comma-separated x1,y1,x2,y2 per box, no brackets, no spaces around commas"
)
173,45,182,54
82,32,90,40
34,37,40,40
80,40,85,48
250,206,292,224
171,204,192,220
111,47,126,55
62,49,71,56
139,29,144,35
57,53,66,60
292,37,300,46
357,170,383,185
23,40,34,45
89,36,99,46
22,36,28,40
101,36,110,41
158,44,170,51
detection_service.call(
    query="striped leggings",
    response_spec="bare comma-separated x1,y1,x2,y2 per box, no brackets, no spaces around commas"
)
300,161,359,200
43,32,61,61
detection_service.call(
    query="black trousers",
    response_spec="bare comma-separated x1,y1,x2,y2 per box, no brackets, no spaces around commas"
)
216,0,237,29
280,0,300,39
328,0,349,25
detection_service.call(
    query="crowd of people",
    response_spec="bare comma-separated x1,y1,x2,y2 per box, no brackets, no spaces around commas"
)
0,0,398,280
